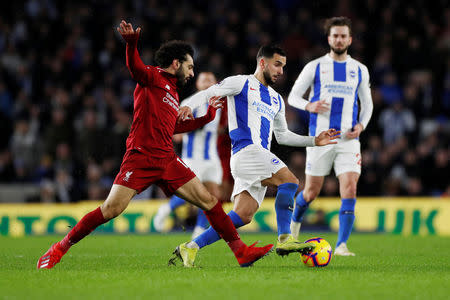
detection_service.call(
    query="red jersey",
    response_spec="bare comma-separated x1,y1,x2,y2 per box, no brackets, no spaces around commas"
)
123,42,218,159
125,44,180,158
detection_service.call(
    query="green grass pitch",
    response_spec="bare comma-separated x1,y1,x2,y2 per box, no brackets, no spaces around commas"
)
1,233,449,299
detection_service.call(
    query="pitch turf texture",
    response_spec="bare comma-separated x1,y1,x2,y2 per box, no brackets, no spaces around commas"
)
1,234,449,300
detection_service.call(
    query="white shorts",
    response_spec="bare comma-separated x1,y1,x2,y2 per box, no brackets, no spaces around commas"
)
305,138,361,177
183,158,223,184
230,145,287,206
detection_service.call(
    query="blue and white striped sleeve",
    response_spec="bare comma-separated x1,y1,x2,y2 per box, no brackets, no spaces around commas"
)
288,61,316,111
357,65,373,130
273,95,316,147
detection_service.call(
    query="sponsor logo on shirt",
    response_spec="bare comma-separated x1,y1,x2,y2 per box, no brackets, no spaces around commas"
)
165,84,171,90
349,70,356,78
252,101,276,120
324,84,354,95
272,96,278,104
162,92,179,111
271,158,280,165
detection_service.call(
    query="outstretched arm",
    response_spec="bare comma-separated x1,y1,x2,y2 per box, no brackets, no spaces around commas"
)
178,75,246,122
174,97,223,134
273,98,316,147
274,98,340,147
117,20,152,86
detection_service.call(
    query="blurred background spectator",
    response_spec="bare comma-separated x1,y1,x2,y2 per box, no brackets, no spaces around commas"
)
0,0,448,201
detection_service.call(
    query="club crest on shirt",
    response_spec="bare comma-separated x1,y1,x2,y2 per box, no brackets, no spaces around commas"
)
271,158,280,165
124,171,133,182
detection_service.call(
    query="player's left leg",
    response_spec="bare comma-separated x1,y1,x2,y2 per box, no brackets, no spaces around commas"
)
335,171,359,256
334,140,361,256
262,167,315,256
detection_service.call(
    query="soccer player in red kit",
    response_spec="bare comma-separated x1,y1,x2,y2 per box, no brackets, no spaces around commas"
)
37,20,273,269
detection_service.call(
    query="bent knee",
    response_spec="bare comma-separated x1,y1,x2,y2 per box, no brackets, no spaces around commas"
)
233,208,255,225
281,172,299,186
286,176,299,185
101,203,125,220
239,213,253,225
303,189,319,202
342,185,357,198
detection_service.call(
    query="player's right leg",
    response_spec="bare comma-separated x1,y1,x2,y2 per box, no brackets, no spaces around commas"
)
261,167,316,256
290,175,324,239
37,184,136,269
172,180,273,267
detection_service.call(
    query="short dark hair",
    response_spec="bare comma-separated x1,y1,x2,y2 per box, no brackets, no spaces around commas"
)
324,16,352,36
155,40,194,68
256,45,286,61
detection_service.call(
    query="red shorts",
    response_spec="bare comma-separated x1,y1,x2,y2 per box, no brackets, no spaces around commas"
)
113,150,196,195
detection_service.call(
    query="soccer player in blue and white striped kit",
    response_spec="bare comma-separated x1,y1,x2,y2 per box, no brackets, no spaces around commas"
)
171,45,340,267
288,17,373,256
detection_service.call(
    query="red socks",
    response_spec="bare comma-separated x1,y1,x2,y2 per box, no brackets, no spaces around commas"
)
58,207,107,253
57,204,245,255
204,202,245,252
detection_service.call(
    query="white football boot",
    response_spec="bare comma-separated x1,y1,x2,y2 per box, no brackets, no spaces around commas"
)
334,242,355,256
153,203,171,232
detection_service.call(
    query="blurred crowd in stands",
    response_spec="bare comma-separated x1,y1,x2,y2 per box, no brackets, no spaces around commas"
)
0,0,448,202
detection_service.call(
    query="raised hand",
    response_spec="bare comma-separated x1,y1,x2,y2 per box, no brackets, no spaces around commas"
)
306,99,330,113
314,129,341,146
117,20,141,44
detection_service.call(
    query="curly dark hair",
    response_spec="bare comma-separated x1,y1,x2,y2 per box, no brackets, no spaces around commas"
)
154,40,194,68
324,16,352,36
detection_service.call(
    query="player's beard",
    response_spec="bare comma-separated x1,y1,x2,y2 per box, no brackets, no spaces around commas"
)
263,69,275,86
175,69,189,88
330,44,349,55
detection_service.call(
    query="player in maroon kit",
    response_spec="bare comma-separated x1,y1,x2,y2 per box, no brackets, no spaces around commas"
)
37,20,273,269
